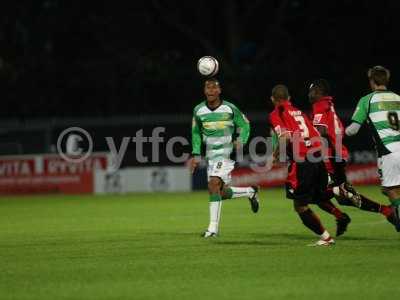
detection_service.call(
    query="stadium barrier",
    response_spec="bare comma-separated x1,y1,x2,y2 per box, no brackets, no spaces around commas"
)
192,163,380,189
94,167,191,193
0,153,110,195
231,163,380,187
0,153,191,195
0,152,379,194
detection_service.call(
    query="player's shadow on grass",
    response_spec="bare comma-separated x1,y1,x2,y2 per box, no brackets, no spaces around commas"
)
215,240,281,246
252,232,393,242
148,232,198,237
337,236,394,241
146,232,397,245
250,233,314,241
214,233,311,247
215,233,396,247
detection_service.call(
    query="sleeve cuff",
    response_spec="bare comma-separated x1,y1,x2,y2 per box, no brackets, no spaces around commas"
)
351,119,363,125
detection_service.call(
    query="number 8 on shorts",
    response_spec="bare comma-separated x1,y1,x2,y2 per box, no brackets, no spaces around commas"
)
207,159,235,184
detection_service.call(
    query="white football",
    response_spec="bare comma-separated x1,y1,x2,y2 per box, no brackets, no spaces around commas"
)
197,56,219,76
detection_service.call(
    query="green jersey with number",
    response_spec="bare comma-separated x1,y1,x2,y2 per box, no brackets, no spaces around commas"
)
192,100,250,160
351,90,400,157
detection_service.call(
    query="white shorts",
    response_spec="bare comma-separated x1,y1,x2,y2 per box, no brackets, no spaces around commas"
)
378,151,400,187
207,159,235,185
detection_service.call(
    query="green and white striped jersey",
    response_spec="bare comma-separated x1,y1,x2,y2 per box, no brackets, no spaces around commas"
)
192,100,250,160
351,90,400,157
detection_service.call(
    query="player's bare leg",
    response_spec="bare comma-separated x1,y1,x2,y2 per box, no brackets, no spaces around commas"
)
220,185,259,212
318,199,351,237
294,201,334,246
334,183,399,231
328,161,395,225
203,176,223,237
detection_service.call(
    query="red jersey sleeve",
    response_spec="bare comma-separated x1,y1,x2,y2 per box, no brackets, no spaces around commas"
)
312,101,330,128
269,111,288,136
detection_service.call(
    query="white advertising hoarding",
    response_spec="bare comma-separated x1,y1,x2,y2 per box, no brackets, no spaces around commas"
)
94,166,191,194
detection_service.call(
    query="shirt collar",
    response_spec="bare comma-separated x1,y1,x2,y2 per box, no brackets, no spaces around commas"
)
277,99,292,108
314,96,333,104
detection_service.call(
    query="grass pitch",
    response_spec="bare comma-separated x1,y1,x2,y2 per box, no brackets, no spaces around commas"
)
0,186,399,300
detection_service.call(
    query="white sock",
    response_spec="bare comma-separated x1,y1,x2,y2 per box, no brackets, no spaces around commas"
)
208,201,222,233
321,230,331,240
230,186,254,198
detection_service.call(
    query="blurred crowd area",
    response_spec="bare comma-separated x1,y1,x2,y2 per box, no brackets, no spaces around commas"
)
1,1,400,119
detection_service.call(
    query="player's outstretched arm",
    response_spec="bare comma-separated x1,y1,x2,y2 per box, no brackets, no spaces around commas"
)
345,122,361,136
346,96,369,136
232,104,250,145
191,111,202,173
192,113,202,155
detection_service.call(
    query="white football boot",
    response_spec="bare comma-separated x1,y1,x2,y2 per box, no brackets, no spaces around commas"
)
309,237,335,247
202,230,217,238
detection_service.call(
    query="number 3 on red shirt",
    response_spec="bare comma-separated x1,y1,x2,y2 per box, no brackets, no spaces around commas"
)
294,115,311,147
294,115,309,138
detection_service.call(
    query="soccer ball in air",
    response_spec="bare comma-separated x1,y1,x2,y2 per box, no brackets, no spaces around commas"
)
197,56,219,76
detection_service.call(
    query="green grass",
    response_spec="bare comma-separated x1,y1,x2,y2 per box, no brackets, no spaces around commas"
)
0,186,399,300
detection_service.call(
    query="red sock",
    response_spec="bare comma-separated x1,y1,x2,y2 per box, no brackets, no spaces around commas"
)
380,205,393,217
318,201,343,219
331,207,344,219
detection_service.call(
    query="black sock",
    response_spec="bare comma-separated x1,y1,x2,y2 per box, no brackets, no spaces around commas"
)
336,196,355,207
359,195,381,213
298,209,325,235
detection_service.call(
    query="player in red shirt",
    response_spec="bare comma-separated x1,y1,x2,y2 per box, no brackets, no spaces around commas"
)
269,84,335,246
309,79,398,230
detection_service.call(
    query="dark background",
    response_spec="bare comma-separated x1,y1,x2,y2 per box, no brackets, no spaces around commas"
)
1,0,399,119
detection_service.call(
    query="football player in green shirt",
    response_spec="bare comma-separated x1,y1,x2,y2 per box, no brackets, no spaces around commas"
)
189,78,259,237
346,66,400,231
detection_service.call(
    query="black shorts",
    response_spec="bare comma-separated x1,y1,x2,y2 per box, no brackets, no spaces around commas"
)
286,160,329,204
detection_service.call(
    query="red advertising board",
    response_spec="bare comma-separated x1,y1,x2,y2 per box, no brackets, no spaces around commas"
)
0,153,109,195
231,163,380,188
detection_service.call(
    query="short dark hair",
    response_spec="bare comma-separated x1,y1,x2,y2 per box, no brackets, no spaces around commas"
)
272,84,290,100
368,66,390,86
309,79,330,96
205,77,220,86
